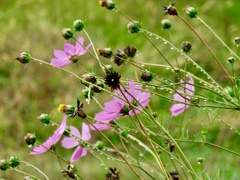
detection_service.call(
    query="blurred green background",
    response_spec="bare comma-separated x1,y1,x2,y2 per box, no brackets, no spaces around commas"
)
1,0,240,179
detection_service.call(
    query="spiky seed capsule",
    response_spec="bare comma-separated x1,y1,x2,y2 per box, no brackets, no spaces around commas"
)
163,2,178,16
24,133,36,146
181,41,192,53
140,70,153,82
9,156,20,168
15,52,32,64
234,37,240,46
169,171,180,180
91,81,104,93
105,168,120,180
97,48,113,58
104,71,121,90
99,0,115,10
161,19,172,30
124,45,137,58
37,113,51,125
127,21,141,34
184,6,198,18
0,160,9,171
61,28,73,40
113,49,127,66
73,19,84,32
227,57,235,64
81,74,97,86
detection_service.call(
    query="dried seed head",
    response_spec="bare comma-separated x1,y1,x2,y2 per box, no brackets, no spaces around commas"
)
61,28,73,40
15,52,32,64
99,0,115,10
81,74,97,86
24,133,36,146
97,48,113,58
73,19,84,32
163,2,178,16
181,41,192,53
124,45,137,58
140,70,153,82
127,21,141,34
113,49,127,66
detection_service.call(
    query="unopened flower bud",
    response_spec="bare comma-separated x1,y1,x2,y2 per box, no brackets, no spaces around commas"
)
184,6,198,18
140,70,153,82
91,81,104,93
163,2,178,16
99,0,115,10
197,157,204,164
97,48,112,58
113,49,127,66
24,133,36,146
9,156,20,168
58,104,75,115
94,140,104,150
81,74,97,86
124,45,137,58
234,37,240,46
181,41,192,53
37,113,51,124
104,64,113,72
224,86,234,97
169,141,175,152
227,57,235,64
82,88,94,100
161,19,172,30
61,28,73,40
169,171,180,180
15,52,31,64
73,20,84,32
127,21,141,34
0,160,8,171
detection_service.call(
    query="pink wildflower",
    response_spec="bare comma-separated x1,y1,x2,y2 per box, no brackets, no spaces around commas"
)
61,123,91,162
91,80,150,130
170,75,195,116
50,37,92,67
30,115,67,155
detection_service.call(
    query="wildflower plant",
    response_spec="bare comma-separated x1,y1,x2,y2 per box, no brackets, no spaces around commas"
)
3,0,240,179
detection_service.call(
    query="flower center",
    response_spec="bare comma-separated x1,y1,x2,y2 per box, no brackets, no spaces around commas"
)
70,55,80,63
120,105,130,115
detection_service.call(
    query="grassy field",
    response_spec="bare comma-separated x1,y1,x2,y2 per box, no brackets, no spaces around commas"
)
1,0,240,179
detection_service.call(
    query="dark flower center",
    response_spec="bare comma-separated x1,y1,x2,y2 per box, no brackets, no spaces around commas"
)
120,105,130,115
70,55,80,63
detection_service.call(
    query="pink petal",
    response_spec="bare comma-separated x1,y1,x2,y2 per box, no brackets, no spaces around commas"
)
81,123,91,141
70,146,87,162
50,58,71,67
186,75,195,95
61,137,79,149
69,126,81,138
64,43,75,56
170,104,189,116
90,122,111,131
75,37,84,53
94,111,122,121
53,49,68,59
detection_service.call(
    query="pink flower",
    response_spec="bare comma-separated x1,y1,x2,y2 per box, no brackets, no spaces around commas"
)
61,123,91,162
91,80,150,130
50,37,92,67
170,75,195,116
30,115,67,155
